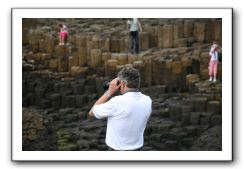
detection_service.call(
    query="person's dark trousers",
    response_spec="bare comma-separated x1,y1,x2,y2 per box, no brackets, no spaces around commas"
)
107,146,143,151
129,31,139,54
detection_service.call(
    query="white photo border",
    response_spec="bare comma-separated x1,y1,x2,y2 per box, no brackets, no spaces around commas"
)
12,8,233,161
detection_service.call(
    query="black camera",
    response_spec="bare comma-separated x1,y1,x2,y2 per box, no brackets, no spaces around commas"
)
103,80,120,90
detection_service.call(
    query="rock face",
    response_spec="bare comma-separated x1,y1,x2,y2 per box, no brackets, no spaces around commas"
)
190,126,222,151
22,108,57,150
22,18,222,151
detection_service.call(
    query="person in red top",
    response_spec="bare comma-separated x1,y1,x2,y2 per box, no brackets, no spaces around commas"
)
59,23,68,45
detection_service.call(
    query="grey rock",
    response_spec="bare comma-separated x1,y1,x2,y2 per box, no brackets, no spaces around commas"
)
191,126,222,151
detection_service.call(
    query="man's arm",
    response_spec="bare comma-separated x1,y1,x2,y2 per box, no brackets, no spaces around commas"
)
137,19,143,32
217,46,222,53
127,20,131,30
88,78,122,118
88,91,111,117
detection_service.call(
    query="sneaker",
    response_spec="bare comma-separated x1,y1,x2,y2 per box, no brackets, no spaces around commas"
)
213,77,216,82
209,76,212,82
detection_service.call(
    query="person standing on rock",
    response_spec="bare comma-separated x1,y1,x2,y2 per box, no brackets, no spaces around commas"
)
127,18,143,54
59,23,68,45
88,67,152,151
208,41,221,82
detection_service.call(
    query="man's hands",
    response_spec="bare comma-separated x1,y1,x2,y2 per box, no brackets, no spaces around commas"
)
86,78,122,119
108,78,122,96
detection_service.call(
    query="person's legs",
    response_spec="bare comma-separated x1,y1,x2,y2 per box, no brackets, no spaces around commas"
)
209,61,214,81
59,32,63,45
60,32,65,45
213,61,218,82
129,31,135,54
63,32,68,44
135,31,139,54
60,32,68,45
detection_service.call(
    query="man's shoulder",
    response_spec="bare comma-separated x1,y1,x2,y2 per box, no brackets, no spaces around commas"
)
141,93,152,101
111,92,152,101
109,95,124,102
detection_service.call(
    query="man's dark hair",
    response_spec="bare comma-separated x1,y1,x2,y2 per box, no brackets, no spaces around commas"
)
118,67,140,89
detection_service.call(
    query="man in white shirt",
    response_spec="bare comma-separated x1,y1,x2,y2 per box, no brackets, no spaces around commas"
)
127,18,143,54
89,67,152,151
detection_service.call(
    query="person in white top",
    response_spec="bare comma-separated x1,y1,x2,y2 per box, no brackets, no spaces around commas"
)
127,18,143,54
89,67,152,151
208,41,221,82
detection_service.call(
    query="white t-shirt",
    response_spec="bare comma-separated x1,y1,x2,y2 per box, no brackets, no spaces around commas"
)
209,45,219,61
93,92,152,150
127,18,139,32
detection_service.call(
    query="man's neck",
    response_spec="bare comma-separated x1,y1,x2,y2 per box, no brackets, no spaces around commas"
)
122,88,139,94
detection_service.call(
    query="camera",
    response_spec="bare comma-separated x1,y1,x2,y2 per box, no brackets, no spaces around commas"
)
103,80,120,90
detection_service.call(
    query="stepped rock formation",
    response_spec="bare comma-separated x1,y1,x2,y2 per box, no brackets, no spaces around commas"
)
22,18,222,151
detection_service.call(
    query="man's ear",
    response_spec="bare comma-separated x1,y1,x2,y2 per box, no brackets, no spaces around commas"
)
119,82,124,91
122,81,126,88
